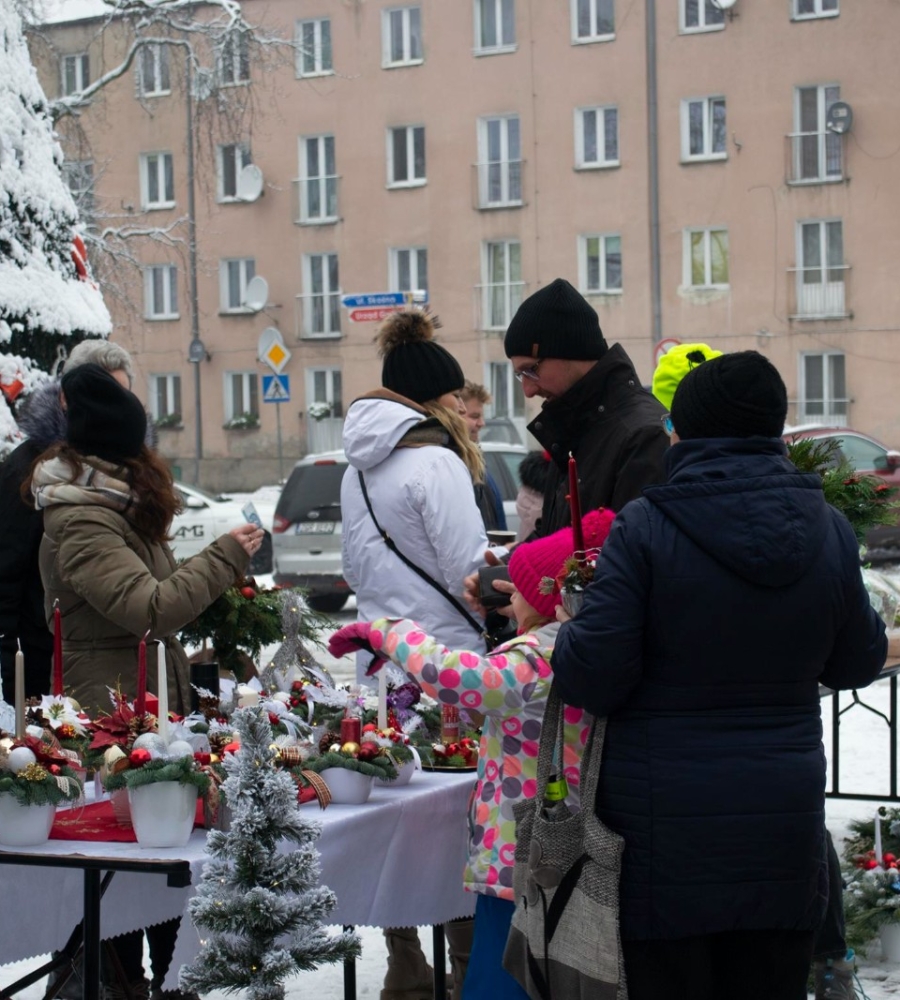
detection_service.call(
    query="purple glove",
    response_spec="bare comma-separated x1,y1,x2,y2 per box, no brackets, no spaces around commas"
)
328,622,387,676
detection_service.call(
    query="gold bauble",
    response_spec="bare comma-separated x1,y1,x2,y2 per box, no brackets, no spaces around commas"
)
340,741,360,755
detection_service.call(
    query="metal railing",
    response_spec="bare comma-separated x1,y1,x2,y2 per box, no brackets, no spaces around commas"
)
472,159,525,210
291,176,340,225
787,264,851,320
786,398,851,428
786,131,844,184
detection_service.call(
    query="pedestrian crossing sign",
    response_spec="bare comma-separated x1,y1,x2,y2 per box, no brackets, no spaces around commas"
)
262,374,290,403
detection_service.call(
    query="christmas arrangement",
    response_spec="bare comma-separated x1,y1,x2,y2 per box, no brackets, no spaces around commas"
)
0,731,83,807
841,806,900,954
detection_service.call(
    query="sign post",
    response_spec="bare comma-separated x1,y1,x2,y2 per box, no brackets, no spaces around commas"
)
258,329,292,483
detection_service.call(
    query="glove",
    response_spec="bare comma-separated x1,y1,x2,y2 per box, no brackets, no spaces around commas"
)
328,622,387,676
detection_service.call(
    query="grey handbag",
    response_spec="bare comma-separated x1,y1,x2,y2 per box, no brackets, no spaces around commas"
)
503,684,627,999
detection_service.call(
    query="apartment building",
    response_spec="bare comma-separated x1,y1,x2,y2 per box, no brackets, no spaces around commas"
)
32,0,900,487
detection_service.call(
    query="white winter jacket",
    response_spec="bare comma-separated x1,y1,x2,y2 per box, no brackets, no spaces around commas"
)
341,391,491,681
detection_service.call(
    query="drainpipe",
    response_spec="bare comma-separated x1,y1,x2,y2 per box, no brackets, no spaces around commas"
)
645,0,662,350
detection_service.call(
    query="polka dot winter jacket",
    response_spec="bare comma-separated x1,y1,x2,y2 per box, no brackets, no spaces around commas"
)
370,617,591,901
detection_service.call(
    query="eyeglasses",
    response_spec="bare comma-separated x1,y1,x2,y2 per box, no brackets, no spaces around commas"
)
661,413,674,435
514,360,543,383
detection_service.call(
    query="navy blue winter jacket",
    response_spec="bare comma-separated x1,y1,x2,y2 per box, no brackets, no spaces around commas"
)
552,437,887,942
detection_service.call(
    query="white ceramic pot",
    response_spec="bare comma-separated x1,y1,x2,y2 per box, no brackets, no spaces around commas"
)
109,788,132,828
0,795,56,847
880,920,900,962
376,749,419,787
320,767,373,805
128,782,198,848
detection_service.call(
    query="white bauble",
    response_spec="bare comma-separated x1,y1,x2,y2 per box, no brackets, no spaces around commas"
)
165,740,195,758
131,733,168,757
6,747,37,773
271,691,291,705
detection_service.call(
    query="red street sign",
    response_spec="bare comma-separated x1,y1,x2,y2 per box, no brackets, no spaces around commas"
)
348,307,400,323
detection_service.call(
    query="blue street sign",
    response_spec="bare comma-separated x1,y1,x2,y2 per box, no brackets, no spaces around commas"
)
262,374,290,403
341,290,429,309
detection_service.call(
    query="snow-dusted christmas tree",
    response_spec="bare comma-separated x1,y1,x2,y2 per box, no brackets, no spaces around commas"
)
0,4,110,455
180,706,359,1000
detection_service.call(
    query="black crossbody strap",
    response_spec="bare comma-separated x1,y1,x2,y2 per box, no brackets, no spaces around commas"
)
358,470,486,640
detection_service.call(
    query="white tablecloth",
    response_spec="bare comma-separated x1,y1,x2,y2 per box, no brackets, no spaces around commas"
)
0,770,477,989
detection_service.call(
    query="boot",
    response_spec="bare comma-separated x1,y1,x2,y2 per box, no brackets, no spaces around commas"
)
814,949,857,1000
443,918,474,1000
381,927,434,1000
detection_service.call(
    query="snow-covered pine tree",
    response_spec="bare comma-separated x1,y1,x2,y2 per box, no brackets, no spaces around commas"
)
180,706,359,1000
0,4,110,454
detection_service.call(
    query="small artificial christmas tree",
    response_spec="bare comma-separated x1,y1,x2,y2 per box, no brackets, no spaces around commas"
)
258,590,337,693
179,706,359,1000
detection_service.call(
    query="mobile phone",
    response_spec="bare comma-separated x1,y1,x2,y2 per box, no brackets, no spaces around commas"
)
477,565,513,610
241,501,264,530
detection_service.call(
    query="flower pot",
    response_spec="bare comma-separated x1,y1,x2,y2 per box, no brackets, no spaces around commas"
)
128,782,198,848
376,759,415,787
880,921,900,962
561,591,584,617
109,788,132,828
0,795,56,847
320,768,373,805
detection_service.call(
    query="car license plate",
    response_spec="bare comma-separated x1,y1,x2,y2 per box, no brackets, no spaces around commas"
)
296,522,335,534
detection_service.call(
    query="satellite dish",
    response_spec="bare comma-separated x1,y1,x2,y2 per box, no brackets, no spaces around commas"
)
711,0,737,8
826,102,853,135
191,67,215,102
236,164,264,202
243,275,269,312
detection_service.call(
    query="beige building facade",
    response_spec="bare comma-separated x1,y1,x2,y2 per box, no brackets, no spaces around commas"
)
32,0,900,488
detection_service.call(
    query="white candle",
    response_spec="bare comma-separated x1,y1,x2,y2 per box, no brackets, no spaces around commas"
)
14,642,25,739
875,810,884,864
157,641,169,743
237,685,260,708
377,668,388,731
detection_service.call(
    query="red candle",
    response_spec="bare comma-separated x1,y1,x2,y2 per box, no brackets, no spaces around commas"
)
568,453,585,557
135,629,150,716
52,600,64,697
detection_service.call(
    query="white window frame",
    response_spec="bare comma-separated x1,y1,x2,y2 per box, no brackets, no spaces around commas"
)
474,0,516,54
791,84,842,184
386,125,426,188
574,106,619,169
144,264,179,320
477,115,523,207
149,373,182,423
224,371,259,423
389,246,429,296
794,218,846,319
683,227,729,289
570,0,615,44
60,53,89,96
138,43,170,97
481,240,524,331
680,96,727,162
219,258,256,313
579,234,622,295
792,0,839,20
216,143,251,202
295,18,333,77
299,134,338,223
487,361,527,436
218,30,250,86
679,0,725,33
306,367,344,418
382,6,423,68
301,252,341,338
798,351,847,426
62,160,95,217
139,152,175,210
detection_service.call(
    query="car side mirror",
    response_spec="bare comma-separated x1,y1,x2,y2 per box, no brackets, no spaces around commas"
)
885,451,900,472
183,495,206,510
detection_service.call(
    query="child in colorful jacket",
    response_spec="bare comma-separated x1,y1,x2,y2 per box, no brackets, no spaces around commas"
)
329,509,614,999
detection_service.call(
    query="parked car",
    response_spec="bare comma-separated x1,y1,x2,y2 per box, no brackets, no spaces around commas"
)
171,482,275,575
272,443,529,612
782,425,900,560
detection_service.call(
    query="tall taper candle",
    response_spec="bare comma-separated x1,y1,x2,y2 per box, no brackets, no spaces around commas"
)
14,640,25,738
157,640,169,743
135,630,149,716
378,668,388,731
875,809,884,864
52,600,64,697
568,453,585,557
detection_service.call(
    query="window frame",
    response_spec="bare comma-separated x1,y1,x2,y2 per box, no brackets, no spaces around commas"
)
149,373,182,423
791,83,842,184
481,239,524,331
381,6,424,68
386,125,427,188
219,257,257,314
299,134,338,223
301,252,342,339
570,0,615,44
143,264,179,320
139,152,175,211
389,246,429,296
216,142,252,202
578,234,622,295
477,114,523,208
295,17,333,77
474,0,517,55
792,0,839,21
62,160,95,218
683,227,730,289
574,105,620,170
138,43,171,97
798,351,847,426
305,367,344,419
679,0,726,33
60,52,89,96
218,30,251,86
680,96,727,162
794,217,846,318
224,371,260,424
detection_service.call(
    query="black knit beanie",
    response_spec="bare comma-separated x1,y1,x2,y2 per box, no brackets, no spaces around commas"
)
504,278,607,360
377,309,464,404
670,351,788,440
61,363,148,463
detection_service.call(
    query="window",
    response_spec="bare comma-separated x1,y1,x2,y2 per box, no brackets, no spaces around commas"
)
482,240,523,330
575,106,619,168
791,84,842,183
680,0,725,31
476,0,515,52
62,160,95,218
478,115,522,207
382,6,423,67
299,135,338,222
579,235,622,294
224,372,259,423
306,367,344,418
571,0,614,42
387,125,426,187
799,352,846,425
488,362,525,420
150,373,182,423
219,30,250,85
296,18,333,76
302,253,341,337
144,265,178,319
140,153,175,209
390,247,428,295
217,143,251,201
681,97,726,161
793,0,838,19
139,43,170,96
684,228,729,288
795,219,846,318
219,258,256,312
61,53,89,96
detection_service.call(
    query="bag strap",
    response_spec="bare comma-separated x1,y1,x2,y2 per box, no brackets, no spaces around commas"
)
357,470,486,641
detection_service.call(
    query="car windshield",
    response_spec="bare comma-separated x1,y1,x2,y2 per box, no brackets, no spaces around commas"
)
835,434,886,471
276,462,346,524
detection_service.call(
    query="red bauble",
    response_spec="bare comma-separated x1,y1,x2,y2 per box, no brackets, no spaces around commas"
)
223,741,241,755
864,859,879,870
129,748,151,767
362,723,377,733
194,752,211,766
357,741,380,762
240,586,256,599
884,852,897,864
49,764,61,775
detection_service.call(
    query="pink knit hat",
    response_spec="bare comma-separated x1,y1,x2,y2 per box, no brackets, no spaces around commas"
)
508,509,615,620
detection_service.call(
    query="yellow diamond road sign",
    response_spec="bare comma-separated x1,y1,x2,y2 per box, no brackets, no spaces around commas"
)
264,341,288,372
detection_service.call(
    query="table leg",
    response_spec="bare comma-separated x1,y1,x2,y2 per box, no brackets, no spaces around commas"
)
432,925,446,1000
342,925,356,1000
83,869,102,997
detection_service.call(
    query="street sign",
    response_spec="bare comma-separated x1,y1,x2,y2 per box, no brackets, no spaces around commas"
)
341,290,428,309
262,374,290,403
348,307,404,323
653,338,681,367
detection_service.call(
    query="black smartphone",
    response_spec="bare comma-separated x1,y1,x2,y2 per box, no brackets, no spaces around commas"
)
478,565,512,610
